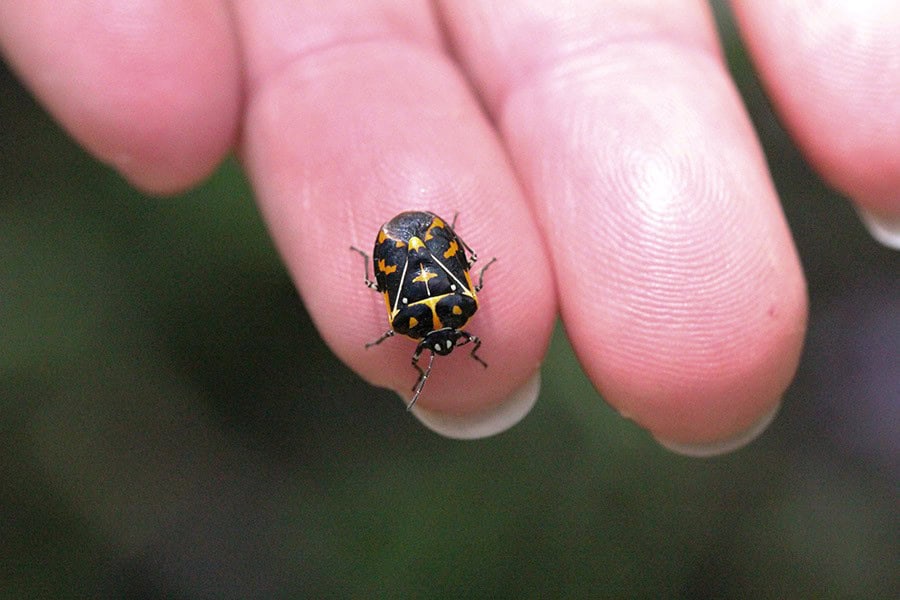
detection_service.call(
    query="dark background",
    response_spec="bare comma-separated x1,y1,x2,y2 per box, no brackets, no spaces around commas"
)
2,5,897,599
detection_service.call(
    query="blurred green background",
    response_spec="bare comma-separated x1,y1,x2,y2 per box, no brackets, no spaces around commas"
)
2,6,897,599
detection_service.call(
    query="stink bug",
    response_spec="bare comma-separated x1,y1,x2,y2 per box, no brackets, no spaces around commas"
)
351,211,496,409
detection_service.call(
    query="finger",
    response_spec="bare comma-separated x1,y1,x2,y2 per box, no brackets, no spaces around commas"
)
732,0,900,242
235,1,555,424
440,0,808,450
0,1,241,194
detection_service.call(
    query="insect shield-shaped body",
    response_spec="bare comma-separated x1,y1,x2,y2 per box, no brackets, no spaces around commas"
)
351,211,496,409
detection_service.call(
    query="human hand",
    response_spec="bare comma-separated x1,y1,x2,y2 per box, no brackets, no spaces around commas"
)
1,1,895,455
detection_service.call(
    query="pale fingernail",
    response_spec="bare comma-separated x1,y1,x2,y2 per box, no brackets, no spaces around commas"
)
653,403,780,458
857,207,900,250
407,371,541,440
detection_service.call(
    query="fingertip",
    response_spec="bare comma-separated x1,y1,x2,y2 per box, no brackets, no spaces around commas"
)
103,128,236,197
589,277,806,447
242,41,555,420
409,371,541,440
733,1,900,217
857,206,900,250
0,1,241,195
438,0,809,446
654,401,780,457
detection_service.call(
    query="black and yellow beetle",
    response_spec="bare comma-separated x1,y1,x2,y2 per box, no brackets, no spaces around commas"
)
351,211,496,409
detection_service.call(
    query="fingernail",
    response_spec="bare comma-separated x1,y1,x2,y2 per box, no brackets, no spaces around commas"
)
856,207,900,250
654,403,780,458
407,372,541,440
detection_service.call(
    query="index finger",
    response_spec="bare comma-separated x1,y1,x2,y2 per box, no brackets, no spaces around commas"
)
732,0,900,246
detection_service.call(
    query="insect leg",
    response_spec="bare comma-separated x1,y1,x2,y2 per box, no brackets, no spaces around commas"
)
446,214,480,265
411,343,426,382
474,257,497,292
349,246,378,290
365,329,395,348
457,332,488,368
408,347,435,410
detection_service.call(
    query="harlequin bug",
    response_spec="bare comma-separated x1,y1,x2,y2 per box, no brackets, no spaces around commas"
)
351,211,496,409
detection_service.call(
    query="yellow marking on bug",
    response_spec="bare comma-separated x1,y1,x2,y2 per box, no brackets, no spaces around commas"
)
424,217,445,240
409,293,465,331
395,240,406,248
452,305,462,316
413,264,438,294
443,240,459,259
408,236,425,251
408,316,418,329
464,270,477,300
412,266,438,284
377,258,397,275
382,292,393,319
377,230,387,244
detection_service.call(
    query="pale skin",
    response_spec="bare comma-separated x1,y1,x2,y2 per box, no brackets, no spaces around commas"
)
2,1,897,447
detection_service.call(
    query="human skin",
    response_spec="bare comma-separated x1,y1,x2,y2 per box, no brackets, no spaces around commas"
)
1,1,895,452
